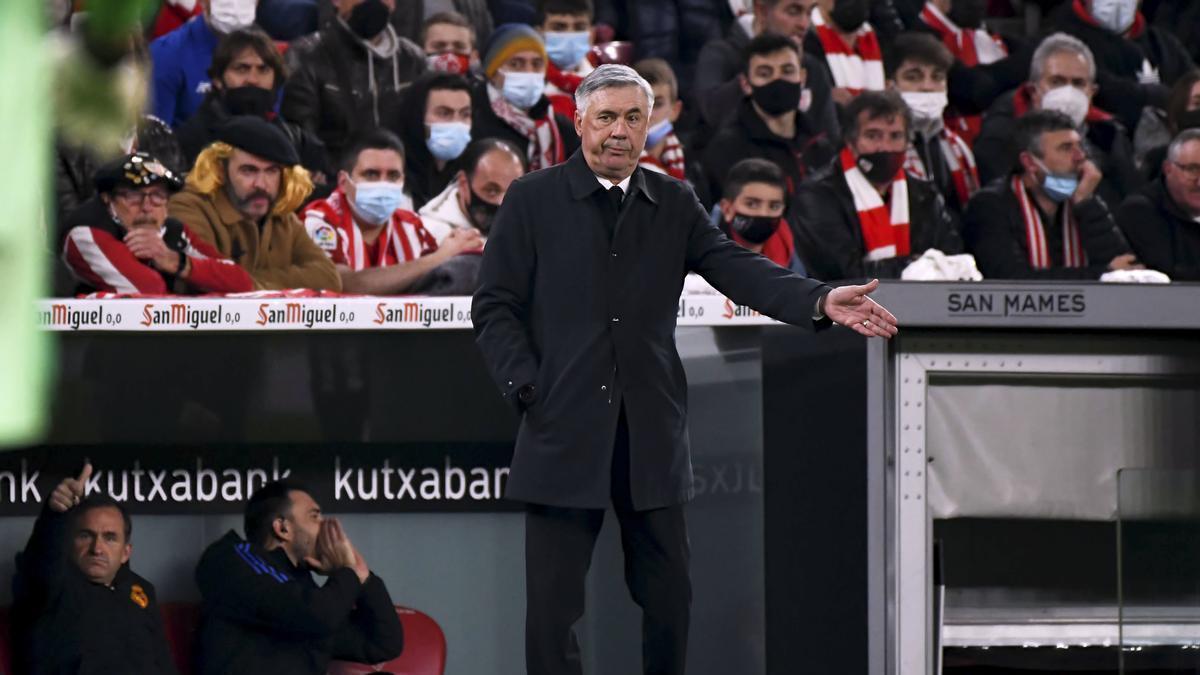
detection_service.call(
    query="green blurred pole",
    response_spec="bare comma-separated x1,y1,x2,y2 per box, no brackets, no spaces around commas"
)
0,0,52,447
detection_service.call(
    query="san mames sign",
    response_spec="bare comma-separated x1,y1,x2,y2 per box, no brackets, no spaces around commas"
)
946,287,1087,318
0,444,519,515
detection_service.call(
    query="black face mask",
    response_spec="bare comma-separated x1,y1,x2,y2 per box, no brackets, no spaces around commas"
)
467,187,500,234
1177,109,1200,132
948,0,987,29
222,85,275,117
347,0,391,40
830,0,869,32
856,150,906,184
729,213,779,244
751,78,803,116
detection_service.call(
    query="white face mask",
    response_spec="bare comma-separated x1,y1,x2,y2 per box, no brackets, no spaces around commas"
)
1040,85,1090,128
208,0,256,34
1089,0,1138,34
900,91,948,122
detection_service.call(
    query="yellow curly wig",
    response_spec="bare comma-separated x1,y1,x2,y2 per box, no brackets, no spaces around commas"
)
187,141,313,216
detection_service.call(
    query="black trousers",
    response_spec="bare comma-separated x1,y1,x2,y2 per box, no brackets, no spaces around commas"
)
524,406,692,675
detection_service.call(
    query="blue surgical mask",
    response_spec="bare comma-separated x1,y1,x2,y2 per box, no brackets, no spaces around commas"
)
426,122,472,161
1035,159,1079,203
646,118,673,148
501,70,546,109
544,31,591,69
351,181,405,224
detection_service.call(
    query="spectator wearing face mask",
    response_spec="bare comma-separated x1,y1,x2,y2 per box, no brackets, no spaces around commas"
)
634,58,688,182
974,32,1141,211
419,137,526,242
282,0,427,167
421,11,481,77
965,109,1137,279
301,130,481,294
399,72,475,211
804,0,887,107
470,23,579,173
910,0,1012,144
176,28,329,181
149,0,260,127
890,33,978,217
792,91,963,280
1054,0,1193,91
694,0,841,144
414,138,526,294
718,158,807,274
700,33,836,212
536,0,596,119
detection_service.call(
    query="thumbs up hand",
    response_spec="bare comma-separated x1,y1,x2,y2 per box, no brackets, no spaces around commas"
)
49,463,93,513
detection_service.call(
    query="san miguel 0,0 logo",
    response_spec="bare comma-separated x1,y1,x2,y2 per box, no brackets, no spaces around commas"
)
373,301,463,327
141,303,225,329
38,303,119,330
255,302,345,328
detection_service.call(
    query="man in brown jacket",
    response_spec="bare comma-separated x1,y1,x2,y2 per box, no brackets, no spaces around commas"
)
169,117,341,291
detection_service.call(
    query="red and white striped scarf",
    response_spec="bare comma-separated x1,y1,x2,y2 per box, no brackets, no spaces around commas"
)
919,2,1007,144
811,6,885,95
638,132,686,181
904,127,980,206
841,147,910,261
487,82,565,171
1011,175,1085,269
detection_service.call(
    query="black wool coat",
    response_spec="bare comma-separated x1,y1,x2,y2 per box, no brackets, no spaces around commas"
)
473,150,831,511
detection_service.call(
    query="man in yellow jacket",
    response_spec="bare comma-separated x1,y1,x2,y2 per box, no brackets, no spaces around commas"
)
170,117,341,291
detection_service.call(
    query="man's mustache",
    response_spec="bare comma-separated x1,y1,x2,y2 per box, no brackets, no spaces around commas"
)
236,189,274,206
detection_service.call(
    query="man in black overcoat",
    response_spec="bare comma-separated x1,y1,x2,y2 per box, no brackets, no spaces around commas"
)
472,64,899,675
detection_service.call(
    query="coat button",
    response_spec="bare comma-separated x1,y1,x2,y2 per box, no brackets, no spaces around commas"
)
611,317,620,323
507,381,513,387
611,252,617,258
601,385,608,392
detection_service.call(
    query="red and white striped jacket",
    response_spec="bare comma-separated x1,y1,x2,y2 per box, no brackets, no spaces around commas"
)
301,187,437,271
61,201,254,295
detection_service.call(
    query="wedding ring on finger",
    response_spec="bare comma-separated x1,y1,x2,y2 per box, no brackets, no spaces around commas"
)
863,319,871,327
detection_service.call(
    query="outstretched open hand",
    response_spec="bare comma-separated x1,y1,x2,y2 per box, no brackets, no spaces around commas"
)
822,279,899,338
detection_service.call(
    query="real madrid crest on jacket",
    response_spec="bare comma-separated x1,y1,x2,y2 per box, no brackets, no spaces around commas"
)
11,505,177,675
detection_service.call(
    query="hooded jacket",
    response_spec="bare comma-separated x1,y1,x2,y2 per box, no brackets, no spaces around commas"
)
194,530,403,675
282,19,426,163
168,186,342,291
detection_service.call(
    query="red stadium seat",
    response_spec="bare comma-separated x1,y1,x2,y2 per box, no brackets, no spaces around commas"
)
326,606,447,675
161,602,202,675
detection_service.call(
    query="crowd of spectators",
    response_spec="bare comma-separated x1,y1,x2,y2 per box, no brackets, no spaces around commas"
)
50,0,1200,299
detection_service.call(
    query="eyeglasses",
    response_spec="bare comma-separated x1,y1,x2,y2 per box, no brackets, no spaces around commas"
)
114,189,170,206
1171,161,1200,180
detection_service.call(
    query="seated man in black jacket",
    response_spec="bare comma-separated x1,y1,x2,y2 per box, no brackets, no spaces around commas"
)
965,110,1138,279
701,32,836,210
1117,128,1200,280
195,480,403,675
12,464,177,675
792,90,962,280
177,27,328,181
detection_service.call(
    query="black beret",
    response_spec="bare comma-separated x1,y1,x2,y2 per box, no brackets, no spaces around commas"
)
216,116,300,166
93,152,184,194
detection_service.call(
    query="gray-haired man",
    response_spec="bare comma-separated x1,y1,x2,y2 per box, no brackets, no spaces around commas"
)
473,64,898,675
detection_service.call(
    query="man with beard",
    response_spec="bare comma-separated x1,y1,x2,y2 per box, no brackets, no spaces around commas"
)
176,27,329,181
194,480,404,674
169,116,341,289
61,151,254,295
301,129,482,294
